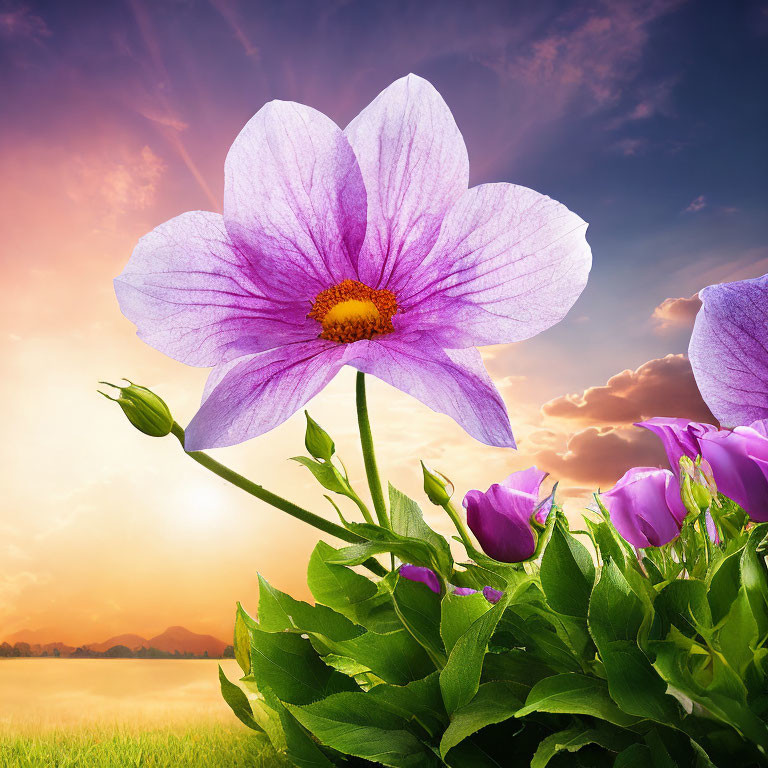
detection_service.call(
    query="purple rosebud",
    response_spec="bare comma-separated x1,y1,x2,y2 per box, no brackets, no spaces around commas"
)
464,467,548,562
698,424,768,522
635,417,718,471
601,467,688,548
689,273,768,427
399,564,440,594
452,586,478,596
482,587,504,604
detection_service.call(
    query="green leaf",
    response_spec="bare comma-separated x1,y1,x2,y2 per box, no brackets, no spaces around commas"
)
716,586,758,677
387,571,446,667
317,626,435,686
515,673,640,727
588,559,644,647
440,681,524,757
440,591,511,714
291,455,352,496
257,574,362,640
651,579,711,640
242,677,336,768
234,602,253,675
218,665,262,732
248,626,358,705
585,517,627,571
287,692,440,767
367,672,447,738
707,547,743,625
307,541,398,633
481,650,555,688
530,725,632,768
389,483,452,573
540,516,595,618
440,589,491,654
614,744,652,767
601,640,680,723
740,523,768,637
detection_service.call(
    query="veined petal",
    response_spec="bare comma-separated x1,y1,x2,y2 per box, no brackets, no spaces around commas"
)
224,100,367,300
348,338,514,448
400,183,591,348
345,74,469,290
185,341,348,450
689,274,768,426
499,466,548,497
115,211,311,366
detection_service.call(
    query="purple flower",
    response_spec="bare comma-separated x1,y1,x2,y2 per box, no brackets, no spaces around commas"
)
635,417,718,471
452,586,478,596
689,273,768,427
399,564,440,594
115,75,591,450
698,423,768,522
464,467,549,562
601,467,688,548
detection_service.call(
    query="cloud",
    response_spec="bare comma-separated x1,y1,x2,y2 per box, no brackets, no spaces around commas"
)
534,425,666,486
542,354,715,425
651,293,701,333
684,195,707,212
0,4,49,42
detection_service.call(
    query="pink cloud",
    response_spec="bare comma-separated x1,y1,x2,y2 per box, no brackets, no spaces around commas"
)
651,293,701,333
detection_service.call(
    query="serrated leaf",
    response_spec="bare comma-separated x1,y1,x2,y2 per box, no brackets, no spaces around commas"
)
540,516,595,618
389,484,452,573
530,725,632,768
515,673,640,727
218,665,262,732
440,681,524,757
291,456,352,496
588,559,644,647
441,589,491,654
287,692,440,767
234,603,252,675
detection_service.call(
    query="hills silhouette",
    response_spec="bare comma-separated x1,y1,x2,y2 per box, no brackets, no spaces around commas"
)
1,626,231,659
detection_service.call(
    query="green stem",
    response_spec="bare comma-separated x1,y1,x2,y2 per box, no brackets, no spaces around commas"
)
355,372,388,528
442,500,474,553
170,423,386,577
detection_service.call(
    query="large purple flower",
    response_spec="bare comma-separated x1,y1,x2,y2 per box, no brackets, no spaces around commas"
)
601,467,688,548
464,467,549,562
698,423,768,522
115,75,591,450
689,273,768,427
635,417,718,471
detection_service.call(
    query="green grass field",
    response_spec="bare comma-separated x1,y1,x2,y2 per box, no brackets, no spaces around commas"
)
0,722,287,767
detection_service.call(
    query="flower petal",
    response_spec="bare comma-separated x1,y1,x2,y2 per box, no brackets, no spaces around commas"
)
345,74,469,289
185,341,347,450
399,564,441,594
349,338,514,448
224,100,368,300
499,467,548,497
635,417,718,471
399,183,591,348
115,211,312,366
689,274,768,426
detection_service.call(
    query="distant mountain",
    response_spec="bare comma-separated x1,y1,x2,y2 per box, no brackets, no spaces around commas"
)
1,626,228,658
87,634,148,653
147,626,227,657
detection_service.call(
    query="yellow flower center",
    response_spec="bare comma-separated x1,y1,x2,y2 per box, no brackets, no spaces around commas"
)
309,279,398,343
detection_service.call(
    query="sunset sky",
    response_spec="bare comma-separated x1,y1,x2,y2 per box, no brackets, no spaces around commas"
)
2,0,767,645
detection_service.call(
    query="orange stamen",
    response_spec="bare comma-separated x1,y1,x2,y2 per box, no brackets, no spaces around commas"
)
309,279,398,344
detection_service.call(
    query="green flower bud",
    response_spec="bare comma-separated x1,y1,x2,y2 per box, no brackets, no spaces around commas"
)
679,455,712,517
304,411,335,461
99,380,173,437
421,461,454,506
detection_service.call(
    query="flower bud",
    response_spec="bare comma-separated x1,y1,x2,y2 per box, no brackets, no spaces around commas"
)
679,456,713,515
304,411,335,461
99,380,173,437
421,462,454,506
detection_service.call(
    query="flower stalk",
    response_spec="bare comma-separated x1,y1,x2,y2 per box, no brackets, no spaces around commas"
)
355,372,389,528
170,422,386,577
